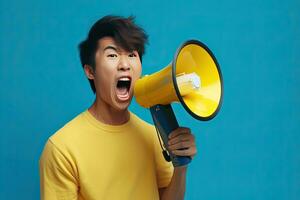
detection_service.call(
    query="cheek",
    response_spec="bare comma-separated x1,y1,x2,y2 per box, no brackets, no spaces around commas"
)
132,60,142,77
94,63,116,88
98,59,116,73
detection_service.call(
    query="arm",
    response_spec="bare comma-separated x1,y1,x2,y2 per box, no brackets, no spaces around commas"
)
39,140,78,200
159,166,187,200
159,127,197,200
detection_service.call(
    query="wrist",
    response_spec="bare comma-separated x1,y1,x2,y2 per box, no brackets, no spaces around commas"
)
174,165,188,173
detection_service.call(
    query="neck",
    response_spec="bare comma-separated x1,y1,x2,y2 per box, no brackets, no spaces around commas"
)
88,98,130,125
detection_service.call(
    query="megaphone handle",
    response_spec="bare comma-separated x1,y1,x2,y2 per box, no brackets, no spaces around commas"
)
150,104,192,167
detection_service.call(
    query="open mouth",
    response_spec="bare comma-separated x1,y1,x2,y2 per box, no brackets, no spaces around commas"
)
116,77,131,101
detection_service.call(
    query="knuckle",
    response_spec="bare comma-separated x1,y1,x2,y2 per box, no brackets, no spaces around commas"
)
180,127,189,132
179,135,184,141
185,127,191,133
191,136,195,143
184,141,189,147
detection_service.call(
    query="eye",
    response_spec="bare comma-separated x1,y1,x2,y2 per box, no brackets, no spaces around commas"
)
129,52,137,57
107,54,118,58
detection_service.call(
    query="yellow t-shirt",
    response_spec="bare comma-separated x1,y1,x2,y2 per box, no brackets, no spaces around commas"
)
39,110,174,200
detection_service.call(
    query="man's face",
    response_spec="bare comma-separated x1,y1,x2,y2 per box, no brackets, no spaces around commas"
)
88,37,142,111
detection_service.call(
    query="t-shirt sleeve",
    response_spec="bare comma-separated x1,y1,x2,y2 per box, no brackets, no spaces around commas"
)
153,130,174,188
39,140,78,200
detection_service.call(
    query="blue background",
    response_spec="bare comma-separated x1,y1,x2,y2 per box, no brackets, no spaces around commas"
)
0,0,299,199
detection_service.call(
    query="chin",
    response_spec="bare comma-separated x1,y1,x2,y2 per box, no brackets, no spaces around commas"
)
112,98,132,111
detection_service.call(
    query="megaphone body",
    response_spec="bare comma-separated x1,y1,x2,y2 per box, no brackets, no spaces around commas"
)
134,40,223,167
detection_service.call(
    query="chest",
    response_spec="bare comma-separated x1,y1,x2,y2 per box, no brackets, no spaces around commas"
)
75,131,155,184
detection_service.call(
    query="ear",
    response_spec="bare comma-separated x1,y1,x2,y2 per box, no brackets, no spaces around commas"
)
84,65,95,80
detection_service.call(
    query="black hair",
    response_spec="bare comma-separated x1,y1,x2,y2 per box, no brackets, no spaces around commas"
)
78,15,148,93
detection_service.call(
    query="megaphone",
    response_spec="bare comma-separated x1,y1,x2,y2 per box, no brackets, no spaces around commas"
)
134,40,223,167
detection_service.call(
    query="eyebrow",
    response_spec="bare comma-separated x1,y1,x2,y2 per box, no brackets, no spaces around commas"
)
103,45,119,52
102,45,137,54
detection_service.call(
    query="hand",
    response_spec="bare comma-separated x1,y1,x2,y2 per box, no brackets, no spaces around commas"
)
167,127,197,159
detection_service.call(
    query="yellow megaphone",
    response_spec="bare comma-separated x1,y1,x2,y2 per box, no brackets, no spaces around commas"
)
134,40,223,167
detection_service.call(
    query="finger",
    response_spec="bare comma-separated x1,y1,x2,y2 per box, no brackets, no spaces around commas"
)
168,127,191,139
168,134,192,146
172,146,197,157
168,141,192,151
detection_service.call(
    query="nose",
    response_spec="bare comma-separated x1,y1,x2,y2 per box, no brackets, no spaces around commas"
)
118,56,131,71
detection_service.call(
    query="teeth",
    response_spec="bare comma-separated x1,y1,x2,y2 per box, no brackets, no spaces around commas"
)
119,77,130,81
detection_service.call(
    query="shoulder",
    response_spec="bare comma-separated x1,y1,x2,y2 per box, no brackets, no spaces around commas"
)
48,110,88,150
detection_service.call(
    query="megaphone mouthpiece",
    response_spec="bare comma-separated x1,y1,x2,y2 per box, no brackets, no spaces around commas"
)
176,72,201,96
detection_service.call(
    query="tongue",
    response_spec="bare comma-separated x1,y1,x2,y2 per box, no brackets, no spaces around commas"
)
117,87,127,95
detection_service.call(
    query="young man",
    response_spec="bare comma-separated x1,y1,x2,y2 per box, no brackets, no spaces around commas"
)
39,15,197,200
